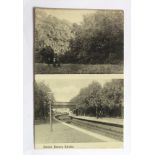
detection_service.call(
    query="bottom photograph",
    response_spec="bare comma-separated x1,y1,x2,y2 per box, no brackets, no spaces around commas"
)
34,75,124,149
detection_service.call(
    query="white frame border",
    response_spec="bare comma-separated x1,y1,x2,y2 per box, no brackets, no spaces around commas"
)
23,0,130,155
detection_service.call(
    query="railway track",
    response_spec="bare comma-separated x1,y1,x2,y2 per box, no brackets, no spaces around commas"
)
55,114,123,141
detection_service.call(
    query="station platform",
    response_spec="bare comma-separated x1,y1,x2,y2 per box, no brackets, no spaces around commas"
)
69,114,123,126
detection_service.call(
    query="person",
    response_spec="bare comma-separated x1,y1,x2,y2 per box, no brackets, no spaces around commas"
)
53,57,56,67
57,56,61,67
53,53,61,67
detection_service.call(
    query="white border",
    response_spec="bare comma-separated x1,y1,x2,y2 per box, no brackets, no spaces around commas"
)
23,0,130,155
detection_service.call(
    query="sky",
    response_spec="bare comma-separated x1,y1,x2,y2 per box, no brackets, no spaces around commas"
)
35,74,123,102
36,8,96,24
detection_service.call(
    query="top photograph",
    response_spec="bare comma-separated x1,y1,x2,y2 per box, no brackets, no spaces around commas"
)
34,8,124,74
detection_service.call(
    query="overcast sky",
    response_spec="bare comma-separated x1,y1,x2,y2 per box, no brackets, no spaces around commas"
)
35,75,123,102
36,8,96,24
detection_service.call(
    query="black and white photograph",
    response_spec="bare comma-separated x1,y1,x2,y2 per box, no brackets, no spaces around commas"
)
33,8,125,149
34,8,124,74
34,75,124,149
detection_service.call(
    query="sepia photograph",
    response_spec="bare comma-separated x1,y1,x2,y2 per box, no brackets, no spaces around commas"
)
34,8,124,74
34,75,124,149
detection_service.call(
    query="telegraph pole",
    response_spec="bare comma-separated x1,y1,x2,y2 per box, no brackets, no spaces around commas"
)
50,100,52,131
48,92,53,131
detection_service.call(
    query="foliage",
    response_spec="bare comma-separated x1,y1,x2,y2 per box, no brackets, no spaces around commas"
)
39,46,54,64
71,79,124,117
34,9,74,62
34,81,55,120
34,10,124,65
100,79,124,116
62,10,124,64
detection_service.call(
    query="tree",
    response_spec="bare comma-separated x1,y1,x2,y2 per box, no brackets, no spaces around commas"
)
34,9,74,63
71,79,124,118
34,81,55,120
71,81,102,117
39,46,54,64
65,10,124,64
34,9,124,64
100,79,124,117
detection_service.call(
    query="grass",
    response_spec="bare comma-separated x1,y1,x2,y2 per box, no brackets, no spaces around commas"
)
34,63,123,74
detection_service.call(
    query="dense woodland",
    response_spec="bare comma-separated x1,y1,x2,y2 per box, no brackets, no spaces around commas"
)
35,10,124,64
34,81,55,120
70,79,124,118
